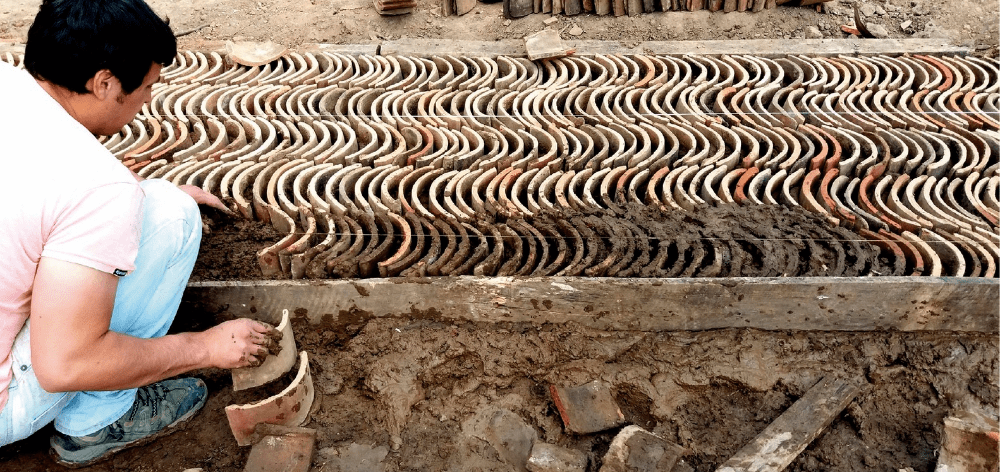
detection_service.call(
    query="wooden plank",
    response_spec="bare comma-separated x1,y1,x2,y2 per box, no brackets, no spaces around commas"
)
708,0,723,10
582,0,594,11
594,0,611,14
715,376,863,472
182,277,1000,333
632,38,970,57
737,0,748,10
723,0,737,11
643,0,655,12
543,0,552,13
553,0,564,13
380,38,524,57
102,38,971,61
565,0,584,15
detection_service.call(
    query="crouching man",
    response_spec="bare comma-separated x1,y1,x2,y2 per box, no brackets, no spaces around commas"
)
0,0,277,466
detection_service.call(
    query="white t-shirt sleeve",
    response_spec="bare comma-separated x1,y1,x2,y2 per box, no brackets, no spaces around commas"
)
40,182,143,276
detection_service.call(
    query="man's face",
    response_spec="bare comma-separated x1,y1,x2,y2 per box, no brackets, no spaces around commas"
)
95,63,161,136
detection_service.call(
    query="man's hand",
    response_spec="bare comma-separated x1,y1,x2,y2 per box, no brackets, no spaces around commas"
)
200,319,283,369
177,184,233,214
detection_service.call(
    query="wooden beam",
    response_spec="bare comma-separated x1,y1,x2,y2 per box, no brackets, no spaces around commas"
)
2,39,969,60
716,376,863,472
182,277,1000,333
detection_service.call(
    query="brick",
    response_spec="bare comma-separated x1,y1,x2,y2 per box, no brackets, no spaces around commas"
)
550,381,625,434
526,442,588,472
244,425,317,472
599,425,684,472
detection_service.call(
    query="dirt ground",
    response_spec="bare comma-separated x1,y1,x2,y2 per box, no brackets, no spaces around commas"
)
0,0,997,56
0,0,997,471
1,312,996,471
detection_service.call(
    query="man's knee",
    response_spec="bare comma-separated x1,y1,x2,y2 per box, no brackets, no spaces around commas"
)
138,179,201,256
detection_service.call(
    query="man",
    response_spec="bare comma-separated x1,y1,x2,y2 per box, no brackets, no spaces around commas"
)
0,0,278,467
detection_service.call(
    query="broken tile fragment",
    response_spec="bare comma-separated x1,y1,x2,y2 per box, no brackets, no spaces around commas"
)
550,381,625,434
936,408,999,472
523,29,575,61
232,309,297,391
526,442,588,472
244,424,317,472
226,352,315,446
599,425,684,472
226,40,288,67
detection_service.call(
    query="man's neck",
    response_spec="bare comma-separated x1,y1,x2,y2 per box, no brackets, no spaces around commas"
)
35,79,96,135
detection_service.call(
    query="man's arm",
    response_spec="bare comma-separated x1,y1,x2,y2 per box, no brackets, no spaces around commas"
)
29,257,272,393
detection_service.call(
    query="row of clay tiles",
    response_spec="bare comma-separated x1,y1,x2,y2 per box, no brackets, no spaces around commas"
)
3,51,997,279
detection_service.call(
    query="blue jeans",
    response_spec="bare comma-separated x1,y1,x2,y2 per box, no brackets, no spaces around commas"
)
0,179,201,444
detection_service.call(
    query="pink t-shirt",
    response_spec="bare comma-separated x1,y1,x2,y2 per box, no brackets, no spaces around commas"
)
0,61,143,412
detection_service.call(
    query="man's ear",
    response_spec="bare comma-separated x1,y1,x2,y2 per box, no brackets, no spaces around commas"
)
85,69,120,101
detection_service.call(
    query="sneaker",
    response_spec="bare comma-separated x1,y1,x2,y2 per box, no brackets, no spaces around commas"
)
50,378,207,468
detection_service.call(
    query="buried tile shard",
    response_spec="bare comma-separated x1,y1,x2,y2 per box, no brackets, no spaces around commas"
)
232,309,297,391
550,380,625,434
526,442,589,472
244,424,317,472
599,425,684,472
226,351,315,446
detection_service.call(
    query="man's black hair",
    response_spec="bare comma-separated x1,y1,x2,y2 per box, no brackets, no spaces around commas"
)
24,0,176,95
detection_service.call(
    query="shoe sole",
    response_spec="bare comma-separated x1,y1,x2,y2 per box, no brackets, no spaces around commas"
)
49,389,208,469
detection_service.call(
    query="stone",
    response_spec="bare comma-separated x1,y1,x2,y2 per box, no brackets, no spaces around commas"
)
866,23,890,38
550,381,626,434
900,20,912,30
544,17,559,25
568,25,584,36
874,5,886,15
859,3,876,16
504,19,513,26
244,425,317,472
526,442,588,472
463,407,538,472
672,460,695,472
805,26,824,39
599,426,685,472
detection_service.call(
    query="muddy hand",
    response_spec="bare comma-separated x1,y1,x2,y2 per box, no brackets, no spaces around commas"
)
204,318,279,369
244,321,281,367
